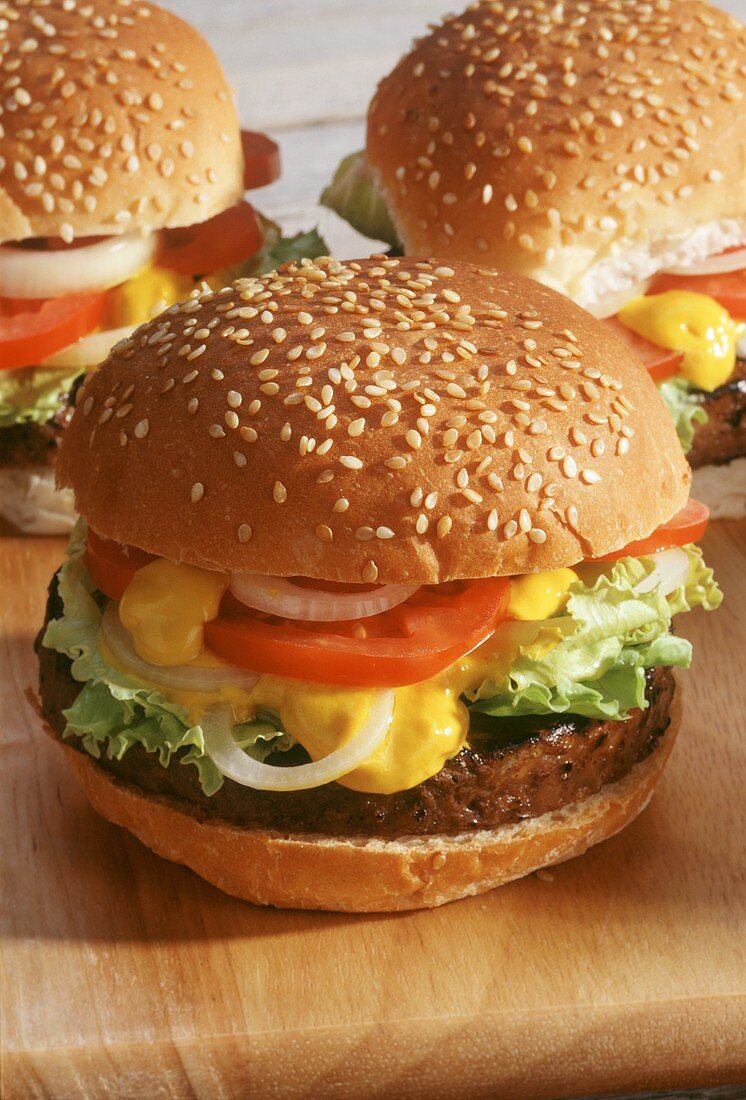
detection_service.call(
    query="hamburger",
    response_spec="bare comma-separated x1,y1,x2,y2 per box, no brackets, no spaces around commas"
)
322,0,746,518
0,0,324,533
36,256,722,912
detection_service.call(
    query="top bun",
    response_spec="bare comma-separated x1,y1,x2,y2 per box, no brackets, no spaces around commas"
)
0,0,244,244
366,0,746,308
58,257,690,584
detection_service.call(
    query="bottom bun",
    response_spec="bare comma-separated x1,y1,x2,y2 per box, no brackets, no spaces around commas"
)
691,458,746,521
0,466,76,534
60,689,681,912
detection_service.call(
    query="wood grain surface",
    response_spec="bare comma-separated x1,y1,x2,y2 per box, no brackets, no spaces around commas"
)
2,1,746,1096
1,520,744,1099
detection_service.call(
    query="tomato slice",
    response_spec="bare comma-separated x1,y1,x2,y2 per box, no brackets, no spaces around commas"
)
241,130,281,190
157,201,264,278
650,267,746,320
205,578,511,687
86,529,154,602
0,293,107,371
593,500,710,561
604,315,683,383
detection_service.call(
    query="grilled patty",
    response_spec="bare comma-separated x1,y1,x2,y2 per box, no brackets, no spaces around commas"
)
37,573,675,839
0,374,83,469
688,360,746,470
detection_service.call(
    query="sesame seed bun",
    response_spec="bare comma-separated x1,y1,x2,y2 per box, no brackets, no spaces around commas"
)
0,0,243,244
365,0,746,308
58,692,680,911
57,257,690,583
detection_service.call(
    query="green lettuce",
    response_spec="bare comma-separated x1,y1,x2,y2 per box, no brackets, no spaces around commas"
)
42,524,722,795
42,521,293,794
471,548,721,722
658,378,708,453
321,151,401,247
211,219,328,288
0,366,81,429
242,226,329,277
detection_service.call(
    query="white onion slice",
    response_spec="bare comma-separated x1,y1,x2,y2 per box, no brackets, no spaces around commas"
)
662,247,746,277
585,279,652,320
202,692,394,791
0,232,157,299
229,573,419,622
43,324,138,369
633,548,690,597
101,604,259,693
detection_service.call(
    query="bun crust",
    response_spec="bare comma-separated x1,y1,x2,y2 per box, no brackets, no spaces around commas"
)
57,257,690,583
59,692,680,911
366,0,746,301
0,0,243,243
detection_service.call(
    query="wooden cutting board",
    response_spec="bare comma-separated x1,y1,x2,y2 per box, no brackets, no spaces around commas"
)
1,523,745,1100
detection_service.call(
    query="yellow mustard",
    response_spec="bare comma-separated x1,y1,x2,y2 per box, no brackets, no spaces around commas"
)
618,290,745,391
114,562,575,794
119,560,227,667
105,265,195,329
508,568,577,622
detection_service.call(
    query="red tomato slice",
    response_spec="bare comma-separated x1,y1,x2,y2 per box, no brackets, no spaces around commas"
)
158,201,263,278
593,500,710,562
604,316,683,383
205,578,511,687
0,293,107,371
241,130,281,190
86,529,153,602
650,267,746,319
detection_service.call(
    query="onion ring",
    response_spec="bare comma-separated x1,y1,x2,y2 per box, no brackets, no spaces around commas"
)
0,233,157,299
229,573,419,622
202,693,394,791
662,247,746,277
102,603,259,693
633,547,690,597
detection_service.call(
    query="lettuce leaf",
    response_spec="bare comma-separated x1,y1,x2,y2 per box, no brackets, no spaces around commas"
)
42,521,293,794
321,151,401,247
658,378,708,453
0,366,81,428
41,524,722,795
471,546,721,721
241,227,329,278
210,218,328,288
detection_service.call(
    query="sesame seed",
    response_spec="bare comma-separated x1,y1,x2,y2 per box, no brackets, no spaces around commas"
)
362,561,379,583
191,483,204,504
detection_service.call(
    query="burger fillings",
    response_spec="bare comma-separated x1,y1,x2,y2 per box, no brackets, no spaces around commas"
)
321,0,746,516
37,258,722,911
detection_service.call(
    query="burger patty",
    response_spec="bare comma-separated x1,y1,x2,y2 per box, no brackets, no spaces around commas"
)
0,373,83,469
36,574,676,839
688,359,746,470
0,419,63,468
